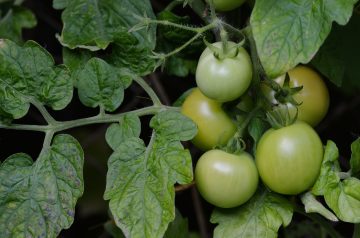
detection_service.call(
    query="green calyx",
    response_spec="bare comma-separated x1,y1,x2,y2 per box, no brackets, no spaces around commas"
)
203,38,245,60
273,74,303,106
266,105,298,129
220,133,246,155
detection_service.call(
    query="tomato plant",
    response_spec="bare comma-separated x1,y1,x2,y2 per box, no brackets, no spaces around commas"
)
196,41,253,102
0,0,359,238
262,65,330,126
255,122,324,195
195,149,258,208
181,88,237,151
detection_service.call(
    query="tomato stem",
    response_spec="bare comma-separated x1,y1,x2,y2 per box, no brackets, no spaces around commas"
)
338,171,351,180
31,99,57,125
208,0,218,22
219,26,229,56
0,105,174,132
223,105,261,154
237,105,261,137
133,76,162,106
151,21,217,60
175,181,195,192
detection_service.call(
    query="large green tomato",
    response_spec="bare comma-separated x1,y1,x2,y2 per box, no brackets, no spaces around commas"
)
195,149,258,208
206,0,247,11
262,65,330,127
255,122,323,195
181,88,236,151
196,41,253,102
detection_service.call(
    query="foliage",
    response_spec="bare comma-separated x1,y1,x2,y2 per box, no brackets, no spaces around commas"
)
0,0,359,237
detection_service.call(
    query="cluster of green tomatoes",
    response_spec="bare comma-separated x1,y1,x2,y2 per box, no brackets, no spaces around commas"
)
181,41,330,208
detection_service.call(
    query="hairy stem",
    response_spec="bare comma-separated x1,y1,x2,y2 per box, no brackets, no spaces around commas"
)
142,19,207,33
220,26,229,55
208,0,217,22
156,32,204,59
245,27,264,86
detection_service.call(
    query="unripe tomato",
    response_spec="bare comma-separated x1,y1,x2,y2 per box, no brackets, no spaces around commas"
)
206,0,247,11
195,149,258,208
181,88,236,151
196,41,253,102
262,65,330,127
255,122,324,195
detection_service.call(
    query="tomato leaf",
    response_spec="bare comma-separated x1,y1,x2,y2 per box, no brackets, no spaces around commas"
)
0,6,36,43
312,140,341,196
250,0,358,78
76,58,132,112
104,221,126,238
0,0,23,4
106,114,141,151
103,208,199,238
324,177,360,223
0,39,73,123
300,192,338,222
53,0,69,9
0,134,84,238
164,209,199,238
55,0,156,51
163,56,198,78
310,33,345,87
104,110,197,238
350,138,360,175
62,47,93,85
248,115,268,153
149,110,198,141
282,220,325,238
312,14,360,91
211,189,293,238
155,10,208,77
312,139,360,222
105,43,156,76
55,0,157,75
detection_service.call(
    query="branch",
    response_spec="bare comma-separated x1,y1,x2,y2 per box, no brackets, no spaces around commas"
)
133,76,163,106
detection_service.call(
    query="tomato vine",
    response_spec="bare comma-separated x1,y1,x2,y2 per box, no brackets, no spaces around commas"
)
0,0,359,238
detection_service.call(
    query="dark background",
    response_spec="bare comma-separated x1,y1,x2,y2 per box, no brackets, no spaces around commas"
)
0,1,359,237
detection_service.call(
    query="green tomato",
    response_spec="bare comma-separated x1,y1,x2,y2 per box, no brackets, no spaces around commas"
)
207,0,247,11
262,65,330,127
255,122,324,195
196,41,253,102
181,88,236,151
195,149,258,208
